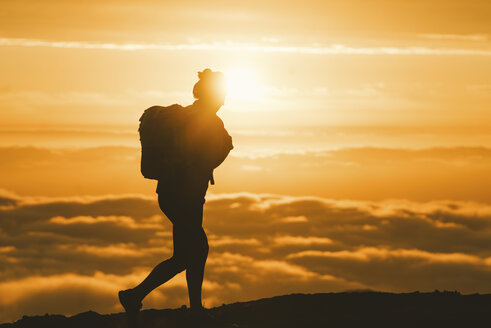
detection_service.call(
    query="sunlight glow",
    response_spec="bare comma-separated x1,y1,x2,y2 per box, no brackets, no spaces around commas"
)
225,68,263,102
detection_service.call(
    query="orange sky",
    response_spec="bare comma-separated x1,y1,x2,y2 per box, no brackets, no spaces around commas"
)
1,0,491,129
1,0,491,324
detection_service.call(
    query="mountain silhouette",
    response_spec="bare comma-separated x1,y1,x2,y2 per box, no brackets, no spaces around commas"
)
1,291,490,327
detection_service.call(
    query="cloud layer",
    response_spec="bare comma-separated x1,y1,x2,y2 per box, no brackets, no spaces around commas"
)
2,38,491,56
1,190,491,322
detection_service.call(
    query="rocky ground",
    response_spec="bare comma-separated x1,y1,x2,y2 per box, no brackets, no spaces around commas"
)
1,291,490,328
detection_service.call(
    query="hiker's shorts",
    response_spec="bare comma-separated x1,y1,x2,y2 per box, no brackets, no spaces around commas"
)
156,169,209,227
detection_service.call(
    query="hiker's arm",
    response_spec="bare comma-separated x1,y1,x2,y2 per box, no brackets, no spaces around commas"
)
210,130,233,169
198,120,233,170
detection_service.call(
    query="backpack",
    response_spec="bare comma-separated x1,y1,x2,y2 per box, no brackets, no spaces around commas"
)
138,104,193,180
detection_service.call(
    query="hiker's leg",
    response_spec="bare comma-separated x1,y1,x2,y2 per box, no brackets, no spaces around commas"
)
132,224,187,302
180,195,209,309
130,193,187,302
186,225,209,309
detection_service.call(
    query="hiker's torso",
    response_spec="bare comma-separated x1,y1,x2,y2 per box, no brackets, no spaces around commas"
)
156,101,227,195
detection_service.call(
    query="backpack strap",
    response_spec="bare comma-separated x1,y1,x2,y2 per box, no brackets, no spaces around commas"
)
210,171,215,185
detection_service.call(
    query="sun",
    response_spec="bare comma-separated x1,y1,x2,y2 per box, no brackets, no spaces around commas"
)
224,68,263,102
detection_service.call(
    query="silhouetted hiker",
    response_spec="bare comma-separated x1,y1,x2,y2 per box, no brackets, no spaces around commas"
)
119,68,233,325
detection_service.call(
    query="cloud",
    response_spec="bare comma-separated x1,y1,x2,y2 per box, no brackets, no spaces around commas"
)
274,236,333,246
2,191,491,322
0,190,18,208
0,270,176,322
287,247,491,293
1,38,491,56
418,34,488,41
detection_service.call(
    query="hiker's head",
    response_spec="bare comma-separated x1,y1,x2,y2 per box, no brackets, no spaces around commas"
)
193,68,226,111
